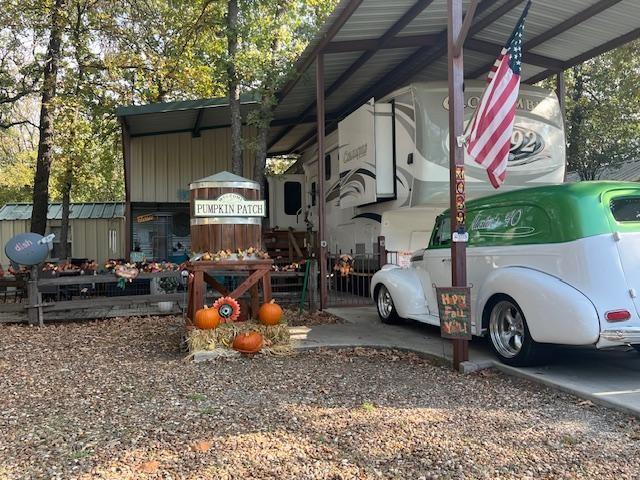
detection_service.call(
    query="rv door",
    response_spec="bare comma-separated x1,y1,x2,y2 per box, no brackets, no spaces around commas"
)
267,174,306,230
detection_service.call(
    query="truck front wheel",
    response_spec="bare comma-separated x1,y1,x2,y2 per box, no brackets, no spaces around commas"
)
376,284,401,324
487,296,547,366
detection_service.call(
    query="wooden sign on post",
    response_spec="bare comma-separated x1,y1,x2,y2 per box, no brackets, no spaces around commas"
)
436,286,472,340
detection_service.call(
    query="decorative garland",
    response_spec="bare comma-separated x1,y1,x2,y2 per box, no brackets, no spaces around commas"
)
197,247,270,262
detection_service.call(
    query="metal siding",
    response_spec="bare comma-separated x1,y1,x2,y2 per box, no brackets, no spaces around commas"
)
72,220,86,259
167,133,182,202
155,134,168,202
96,219,108,263
192,133,204,183
131,137,144,202
179,133,192,200
142,136,156,202
0,220,28,265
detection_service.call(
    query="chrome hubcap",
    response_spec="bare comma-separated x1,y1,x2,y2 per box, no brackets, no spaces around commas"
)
490,300,525,358
377,286,393,319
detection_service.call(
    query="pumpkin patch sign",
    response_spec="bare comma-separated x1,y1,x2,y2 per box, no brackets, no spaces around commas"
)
435,287,472,340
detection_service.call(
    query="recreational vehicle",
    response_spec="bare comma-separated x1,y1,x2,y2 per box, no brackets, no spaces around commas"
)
268,80,566,256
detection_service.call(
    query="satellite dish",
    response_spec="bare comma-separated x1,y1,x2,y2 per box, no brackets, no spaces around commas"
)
4,232,53,266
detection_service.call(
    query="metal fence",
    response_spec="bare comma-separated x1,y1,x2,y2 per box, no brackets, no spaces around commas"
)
323,236,398,307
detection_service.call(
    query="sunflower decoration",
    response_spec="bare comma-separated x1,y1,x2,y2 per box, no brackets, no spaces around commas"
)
212,296,241,323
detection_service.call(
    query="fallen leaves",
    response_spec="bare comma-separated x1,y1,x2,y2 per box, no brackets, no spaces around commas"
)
138,460,160,473
0,317,639,480
191,440,213,453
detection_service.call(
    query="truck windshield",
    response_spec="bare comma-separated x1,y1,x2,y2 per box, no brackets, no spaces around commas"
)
610,197,640,222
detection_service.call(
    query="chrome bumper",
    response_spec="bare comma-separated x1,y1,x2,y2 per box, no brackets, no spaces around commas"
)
599,328,640,344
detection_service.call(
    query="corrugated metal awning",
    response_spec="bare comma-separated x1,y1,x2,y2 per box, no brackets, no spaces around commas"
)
267,0,639,154
0,203,125,221
116,94,260,137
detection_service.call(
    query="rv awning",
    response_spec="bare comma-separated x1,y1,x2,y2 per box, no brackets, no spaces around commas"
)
266,0,639,155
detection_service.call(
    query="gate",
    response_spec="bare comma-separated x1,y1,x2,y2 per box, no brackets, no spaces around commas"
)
325,236,400,307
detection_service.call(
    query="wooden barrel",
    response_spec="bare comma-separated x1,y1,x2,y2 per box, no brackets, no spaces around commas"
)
189,172,263,253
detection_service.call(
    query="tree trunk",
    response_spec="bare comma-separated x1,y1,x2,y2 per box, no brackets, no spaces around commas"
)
253,112,270,194
59,2,86,261
567,66,586,180
59,159,72,260
253,2,285,193
31,0,65,235
227,0,242,176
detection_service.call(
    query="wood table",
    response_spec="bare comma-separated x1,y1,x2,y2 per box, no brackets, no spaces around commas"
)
186,259,273,322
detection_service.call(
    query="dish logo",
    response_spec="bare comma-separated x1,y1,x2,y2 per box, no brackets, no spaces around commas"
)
509,126,544,165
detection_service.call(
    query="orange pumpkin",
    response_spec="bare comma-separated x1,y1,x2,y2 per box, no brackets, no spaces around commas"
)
232,331,263,353
194,305,221,330
258,300,283,326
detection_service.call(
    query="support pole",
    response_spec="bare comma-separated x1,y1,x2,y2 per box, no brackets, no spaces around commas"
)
447,0,469,369
556,70,567,182
316,54,328,309
120,118,132,257
556,70,566,125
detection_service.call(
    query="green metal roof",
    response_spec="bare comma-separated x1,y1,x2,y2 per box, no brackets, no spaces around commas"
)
115,92,260,118
116,93,260,137
0,203,125,221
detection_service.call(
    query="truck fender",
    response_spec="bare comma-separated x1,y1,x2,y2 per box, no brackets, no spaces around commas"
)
371,265,429,318
476,267,600,345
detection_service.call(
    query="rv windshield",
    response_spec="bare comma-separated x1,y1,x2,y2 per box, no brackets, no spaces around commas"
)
610,197,640,222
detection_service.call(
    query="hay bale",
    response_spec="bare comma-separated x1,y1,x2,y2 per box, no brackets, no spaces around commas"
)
186,321,293,356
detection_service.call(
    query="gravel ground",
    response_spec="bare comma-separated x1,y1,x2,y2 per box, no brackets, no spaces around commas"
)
1,316,639,480
284,309,343,327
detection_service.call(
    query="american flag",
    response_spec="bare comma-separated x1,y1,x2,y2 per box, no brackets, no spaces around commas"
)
466,1,532,188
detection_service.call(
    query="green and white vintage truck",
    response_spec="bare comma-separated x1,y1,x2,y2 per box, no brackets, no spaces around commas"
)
371,181,640,366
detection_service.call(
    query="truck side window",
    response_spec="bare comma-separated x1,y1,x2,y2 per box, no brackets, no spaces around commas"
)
311,182,317,206
433,217,451,247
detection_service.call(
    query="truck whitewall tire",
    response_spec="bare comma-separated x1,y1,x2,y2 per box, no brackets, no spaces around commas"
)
487,295,548,366
376,284,402,324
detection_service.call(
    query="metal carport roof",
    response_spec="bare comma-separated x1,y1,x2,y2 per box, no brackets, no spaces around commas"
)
266,0,639,155
116,94,260,137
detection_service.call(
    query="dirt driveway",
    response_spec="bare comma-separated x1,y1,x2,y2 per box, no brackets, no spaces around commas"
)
1,317,639,479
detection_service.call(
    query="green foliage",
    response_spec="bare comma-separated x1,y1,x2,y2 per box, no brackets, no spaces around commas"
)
541,41,640,180
265,156,297,176
0,0,336,207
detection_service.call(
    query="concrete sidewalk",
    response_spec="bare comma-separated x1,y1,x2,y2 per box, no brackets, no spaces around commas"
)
293,306,640,417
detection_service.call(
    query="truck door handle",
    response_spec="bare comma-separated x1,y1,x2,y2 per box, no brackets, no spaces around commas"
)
442,258,451,263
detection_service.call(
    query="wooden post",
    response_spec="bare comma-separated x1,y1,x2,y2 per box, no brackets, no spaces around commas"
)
316,53,328,310
27,266,43,327
447,0,469,369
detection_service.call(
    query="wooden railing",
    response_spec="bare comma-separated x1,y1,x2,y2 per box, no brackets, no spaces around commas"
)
1,262,318,324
